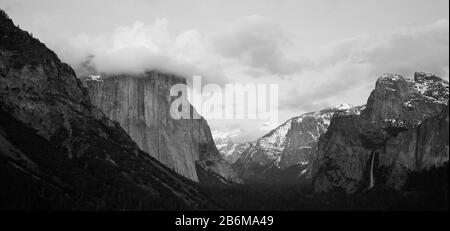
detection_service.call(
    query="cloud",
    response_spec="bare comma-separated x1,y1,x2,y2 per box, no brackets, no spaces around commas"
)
316,19,449,78
49,19,228,84
0,0,21,12
47,14,302,83
211,15,301,75
278,19,449,112
27,14,448,142
278,60,371,111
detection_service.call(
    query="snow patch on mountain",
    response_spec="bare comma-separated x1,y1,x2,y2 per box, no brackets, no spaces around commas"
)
87,75,102,81
212,129,252,164
212,129,240,142
333,103,353,111
234,104,366,181
258,121,292,156
411,72,449,105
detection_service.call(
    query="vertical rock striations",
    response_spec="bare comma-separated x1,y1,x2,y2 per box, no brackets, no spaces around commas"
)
313,73,449,193
0,9,214,209
363,73,448,128
85,74,240,183
379,105,449,189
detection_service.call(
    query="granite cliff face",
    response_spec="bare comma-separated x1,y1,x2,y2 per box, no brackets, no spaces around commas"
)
233,104,364,183
85,74,240,183
311,113,387,193
363,73,448,128
313,73,449,193
379,105,449,189
0,10,215,209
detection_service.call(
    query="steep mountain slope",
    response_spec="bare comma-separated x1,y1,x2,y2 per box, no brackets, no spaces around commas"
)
0,9,215,210
212,129,252,164
379,105,449,189
363,73,448,128
85,74,240,184
313,73,449,193
233,104,364,183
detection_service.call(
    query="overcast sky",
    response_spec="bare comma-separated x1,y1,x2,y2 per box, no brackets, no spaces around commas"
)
1,0,449,141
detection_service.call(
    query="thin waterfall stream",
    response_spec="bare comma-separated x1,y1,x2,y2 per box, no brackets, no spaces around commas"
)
368,151,376,189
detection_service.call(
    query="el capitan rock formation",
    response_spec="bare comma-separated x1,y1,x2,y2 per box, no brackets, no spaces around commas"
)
0,7,447,211
85,74,240,184
0,9,215,210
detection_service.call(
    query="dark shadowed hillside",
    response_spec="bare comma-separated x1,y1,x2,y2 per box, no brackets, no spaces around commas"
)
0,9,216,210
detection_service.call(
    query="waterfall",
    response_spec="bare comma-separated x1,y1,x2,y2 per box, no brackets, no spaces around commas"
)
368,152,376,189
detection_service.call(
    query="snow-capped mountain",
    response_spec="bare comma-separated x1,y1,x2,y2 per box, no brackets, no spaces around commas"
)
233,72,449,186
313,72,449,193
363,72,449,129
409,72,448,105
233,104,365,183
212,129,252,164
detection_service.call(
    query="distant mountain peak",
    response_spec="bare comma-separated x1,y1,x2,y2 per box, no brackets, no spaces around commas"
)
234,104,365,182
332,103,354,111
212,129,241,143
212,129,252,164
